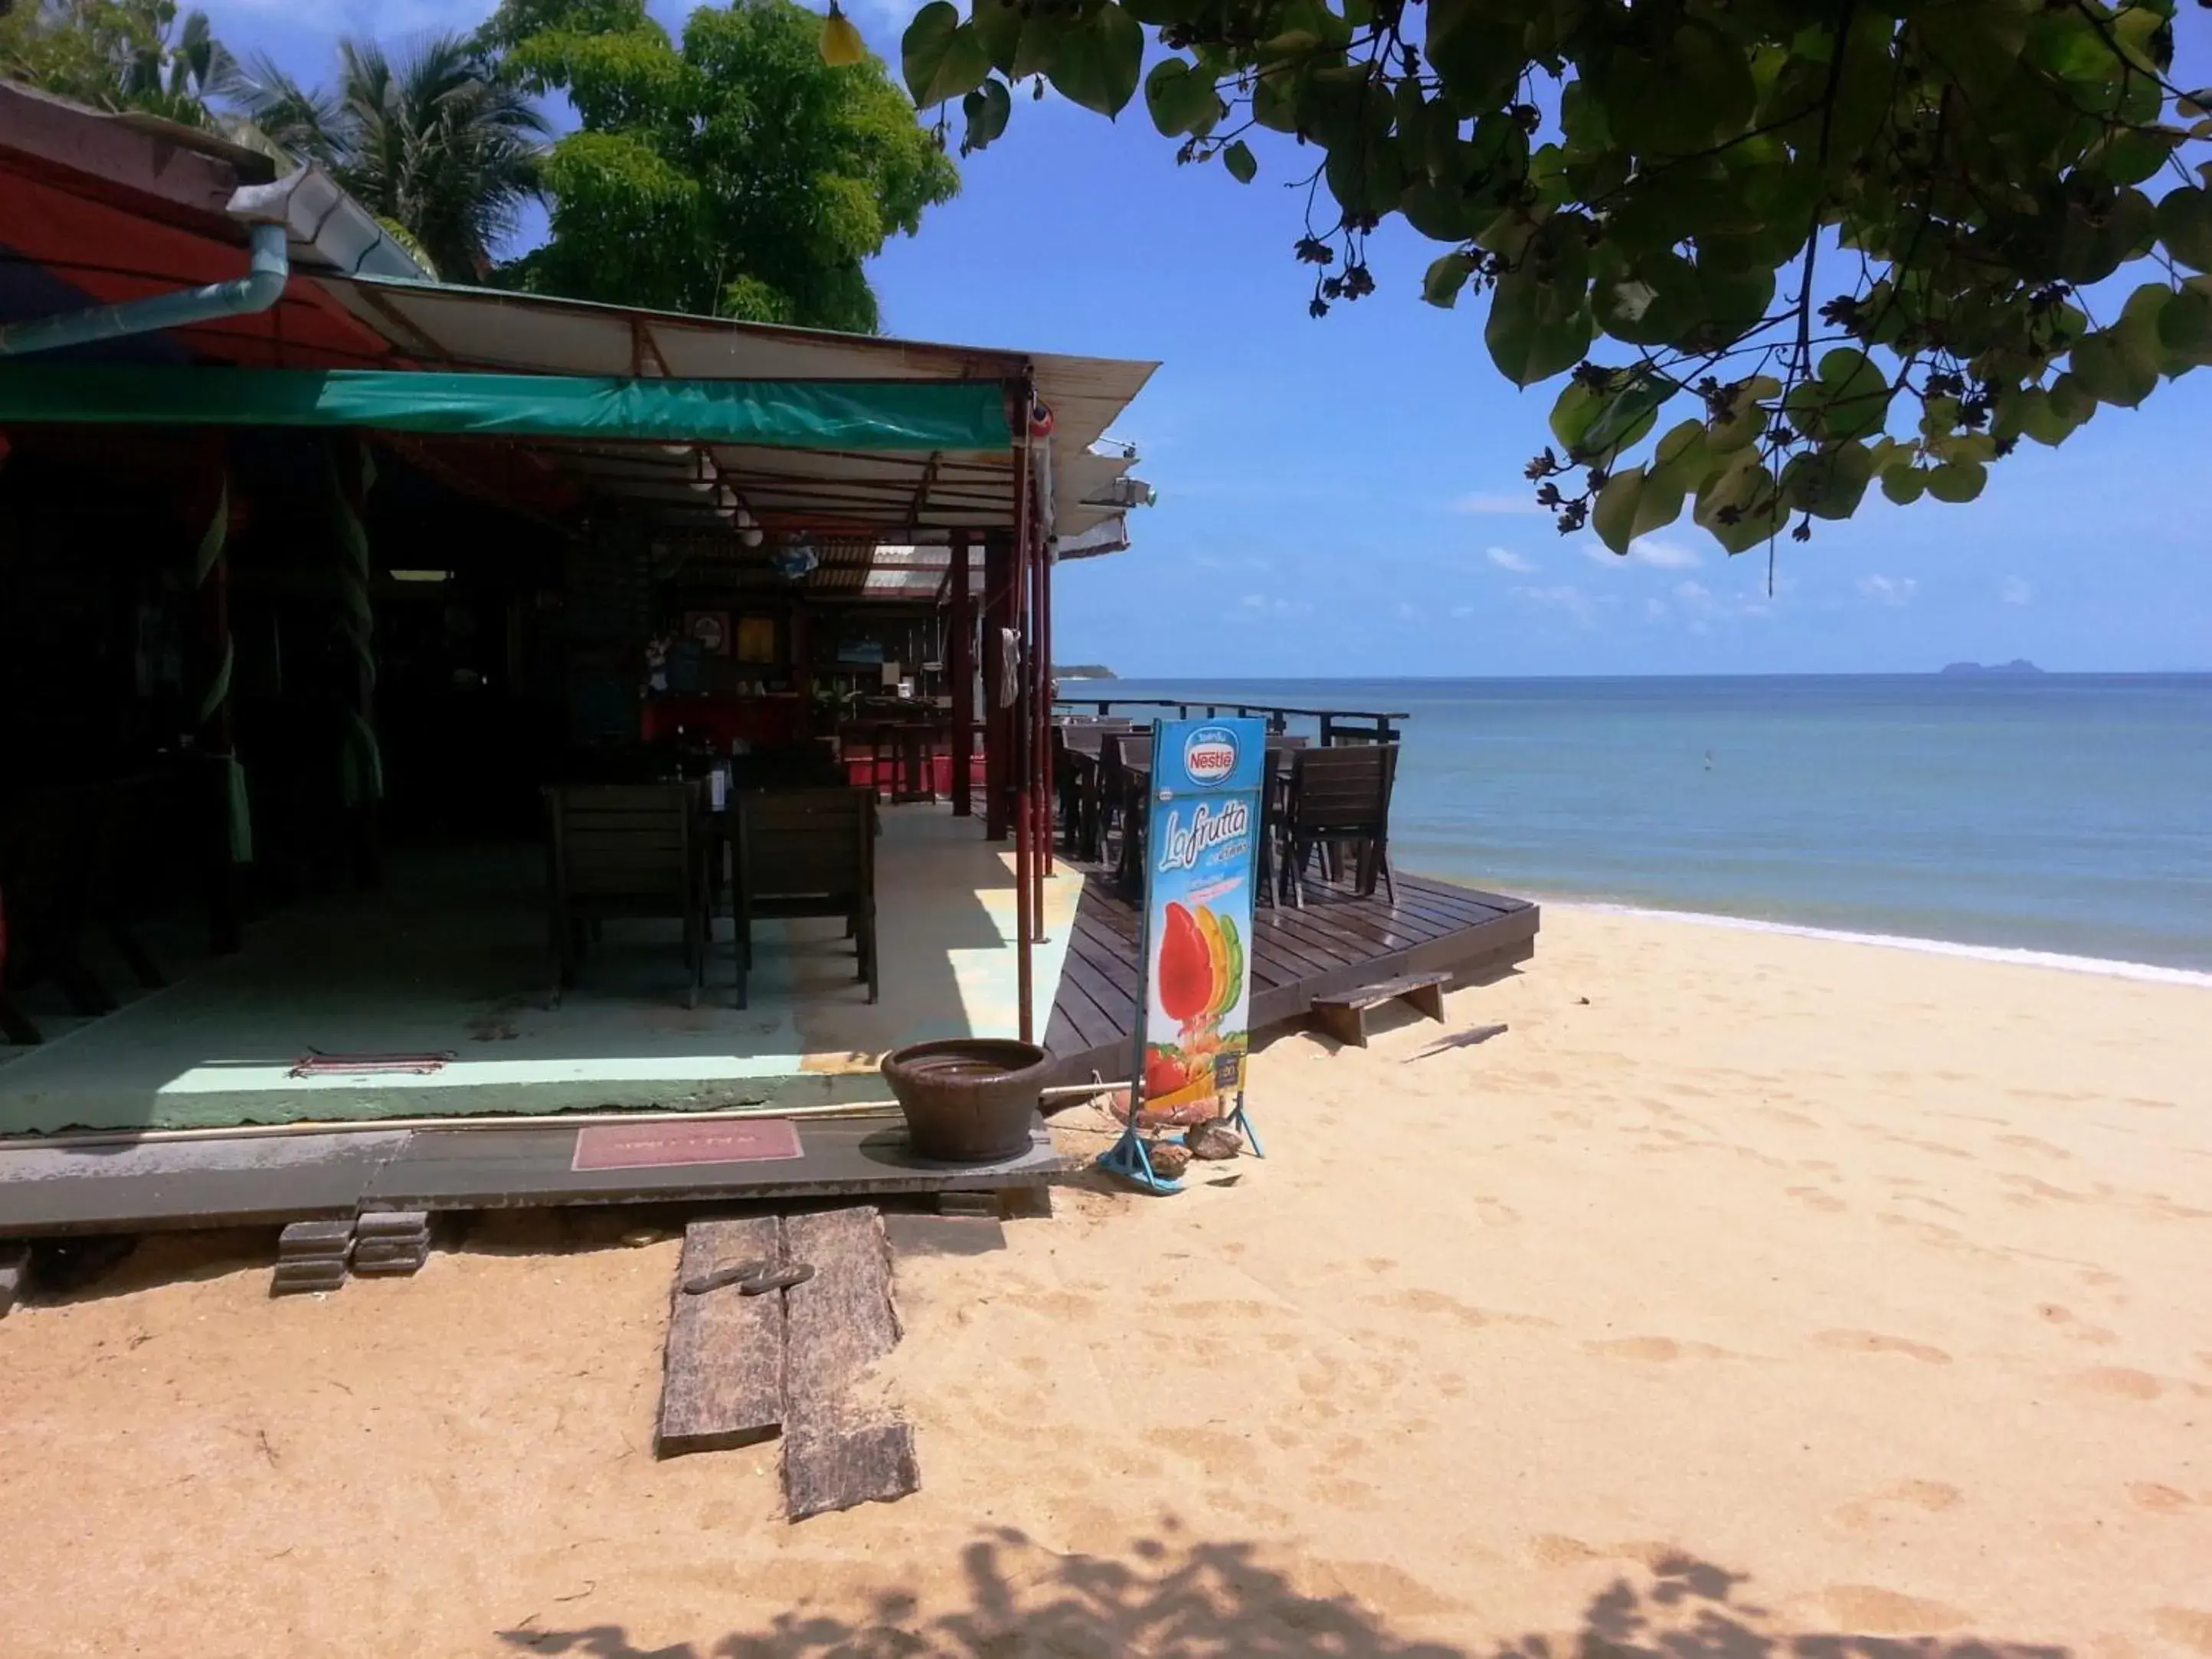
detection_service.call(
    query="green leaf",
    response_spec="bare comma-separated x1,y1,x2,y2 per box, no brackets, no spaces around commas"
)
1925,460,1988,504
971,0,1026,74
2067,330,2154,407
2157,186,2212,272
1400,182,1484,241
1693,453,1785,553
2158,281,2212,362
1422,251,1474,309
1144,57,1218,137
1592,250,1701,347
1881,467,1926,506
1780,440,1873,519
1486,273,1594,388
903,3,992,109
1593,463,1687,552
962,77,1011,150
1648,420,1717,496
1223,139,1257,184
1426,0,1523,112
1785,347,1890,442
1552,371,1670,460
1706,375,1778,453
1044,1,1142,117
1592,467,1645,555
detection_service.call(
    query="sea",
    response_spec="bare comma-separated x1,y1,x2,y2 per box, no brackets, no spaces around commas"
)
1068,674,2212,979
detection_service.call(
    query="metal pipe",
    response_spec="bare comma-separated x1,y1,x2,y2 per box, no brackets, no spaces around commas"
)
0,219,289,358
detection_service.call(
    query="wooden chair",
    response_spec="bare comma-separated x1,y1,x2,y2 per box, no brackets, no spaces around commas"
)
1100,731,1153,885
544,783,705,1009
1282,744,1400,908
734,786,878,1009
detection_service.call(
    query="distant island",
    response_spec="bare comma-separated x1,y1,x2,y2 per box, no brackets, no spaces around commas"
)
1940,659,2044,676
1054,665,1117,680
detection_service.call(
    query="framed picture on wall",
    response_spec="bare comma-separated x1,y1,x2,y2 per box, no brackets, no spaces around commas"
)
735,614,777,664
683,610,731,657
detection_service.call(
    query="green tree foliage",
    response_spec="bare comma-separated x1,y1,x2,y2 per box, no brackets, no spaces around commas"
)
901,0,2212,552
486,0,960,332
231,36,548,282
0,0,237,129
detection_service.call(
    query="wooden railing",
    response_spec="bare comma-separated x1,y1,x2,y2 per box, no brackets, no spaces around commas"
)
1052,696,1408,745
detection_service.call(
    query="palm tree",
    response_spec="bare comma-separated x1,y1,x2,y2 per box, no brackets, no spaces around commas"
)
233,34,547,283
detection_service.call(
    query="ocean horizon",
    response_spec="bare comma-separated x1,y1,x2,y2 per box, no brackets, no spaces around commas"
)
1069,672,2212,975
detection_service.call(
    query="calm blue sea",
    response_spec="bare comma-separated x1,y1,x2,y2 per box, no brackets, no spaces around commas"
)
1070,675,2212,973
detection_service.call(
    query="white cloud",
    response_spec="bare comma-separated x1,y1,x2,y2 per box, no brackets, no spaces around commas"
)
1584,536,1702,569
1644,597,1668,621
1395,601,1419,620
1512,583,1601,627
2001,575,2036,607
1674,579,1713,607
1451,492,1545,516
1449,604,1478,618
1630,538,1701,569
1857,574,1919,608
1485,546,1536,572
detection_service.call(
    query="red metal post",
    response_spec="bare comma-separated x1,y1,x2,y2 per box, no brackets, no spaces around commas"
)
981,530,1012,840
1037,519,1055,882
1013,374,1047,1039
949,530,973,816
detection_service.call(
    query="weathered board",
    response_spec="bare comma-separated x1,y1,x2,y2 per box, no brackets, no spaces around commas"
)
656,1216,785,1458
0,1242,27,1318
782,1207,918,1521
1045,868,1539,1081
1310,970,1452,1048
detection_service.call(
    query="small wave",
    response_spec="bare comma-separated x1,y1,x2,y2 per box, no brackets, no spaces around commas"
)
1551,901,2212,988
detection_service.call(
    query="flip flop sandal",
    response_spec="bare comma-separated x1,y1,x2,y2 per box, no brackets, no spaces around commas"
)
738,1262,815,1296
682,1258,772,1296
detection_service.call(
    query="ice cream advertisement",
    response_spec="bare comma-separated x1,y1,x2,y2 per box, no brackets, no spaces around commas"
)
1134,718,1266,1124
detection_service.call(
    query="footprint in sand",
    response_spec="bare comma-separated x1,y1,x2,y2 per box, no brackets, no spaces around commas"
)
1585,1336,1736,1363
1529,1533,1602,1568
1808,1585,1970,1634
1835,1480,1963,1530
2154,1609,2212,1655
1787,1186,1848,1213
2129,1483,2194,1513
1143,1426,1258,1469
1814,1330,1954,1365
2073,1366,2165,1400
2036,1304,2119,1345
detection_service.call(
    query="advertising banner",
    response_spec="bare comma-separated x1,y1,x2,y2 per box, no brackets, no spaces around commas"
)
1130,717,1267,1126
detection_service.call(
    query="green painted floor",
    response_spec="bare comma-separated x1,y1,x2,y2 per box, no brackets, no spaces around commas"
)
0,806,1081,1135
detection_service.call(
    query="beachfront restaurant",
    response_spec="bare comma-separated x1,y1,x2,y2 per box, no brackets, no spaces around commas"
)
0,84,1157,1213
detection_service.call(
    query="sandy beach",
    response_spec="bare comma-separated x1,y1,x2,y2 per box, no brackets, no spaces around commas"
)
1,904,2207,1658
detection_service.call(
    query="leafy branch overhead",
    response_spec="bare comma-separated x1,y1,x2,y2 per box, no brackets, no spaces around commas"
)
900,0,2212,555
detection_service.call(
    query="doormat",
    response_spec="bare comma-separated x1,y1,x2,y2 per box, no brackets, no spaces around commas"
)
572,1118,804,1173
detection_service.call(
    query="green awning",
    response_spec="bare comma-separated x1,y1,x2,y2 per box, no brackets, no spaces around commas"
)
0,365,1012,452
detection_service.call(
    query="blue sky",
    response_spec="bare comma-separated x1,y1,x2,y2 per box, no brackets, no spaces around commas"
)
222,0,2212,676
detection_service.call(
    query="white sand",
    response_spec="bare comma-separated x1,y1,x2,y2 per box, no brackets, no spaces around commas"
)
2,905,2208,1657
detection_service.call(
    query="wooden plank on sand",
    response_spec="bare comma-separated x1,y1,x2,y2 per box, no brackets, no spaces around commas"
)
782,1206,918,1521
656,1216,784,1458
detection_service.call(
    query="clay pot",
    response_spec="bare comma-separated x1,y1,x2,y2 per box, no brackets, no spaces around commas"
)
880,1039,1054,1163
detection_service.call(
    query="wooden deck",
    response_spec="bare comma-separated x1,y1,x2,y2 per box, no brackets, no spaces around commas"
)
1045,867,1540,1081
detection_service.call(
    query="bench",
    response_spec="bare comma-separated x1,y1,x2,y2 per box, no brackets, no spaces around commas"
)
1309,970,1451,1049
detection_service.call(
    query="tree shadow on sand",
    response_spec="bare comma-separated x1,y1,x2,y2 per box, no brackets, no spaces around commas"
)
496,1526,2071,1659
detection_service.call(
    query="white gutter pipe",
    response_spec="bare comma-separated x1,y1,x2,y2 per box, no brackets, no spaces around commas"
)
0,179,295,359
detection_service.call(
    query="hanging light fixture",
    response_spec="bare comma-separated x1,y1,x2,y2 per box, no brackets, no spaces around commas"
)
819,2,865,66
